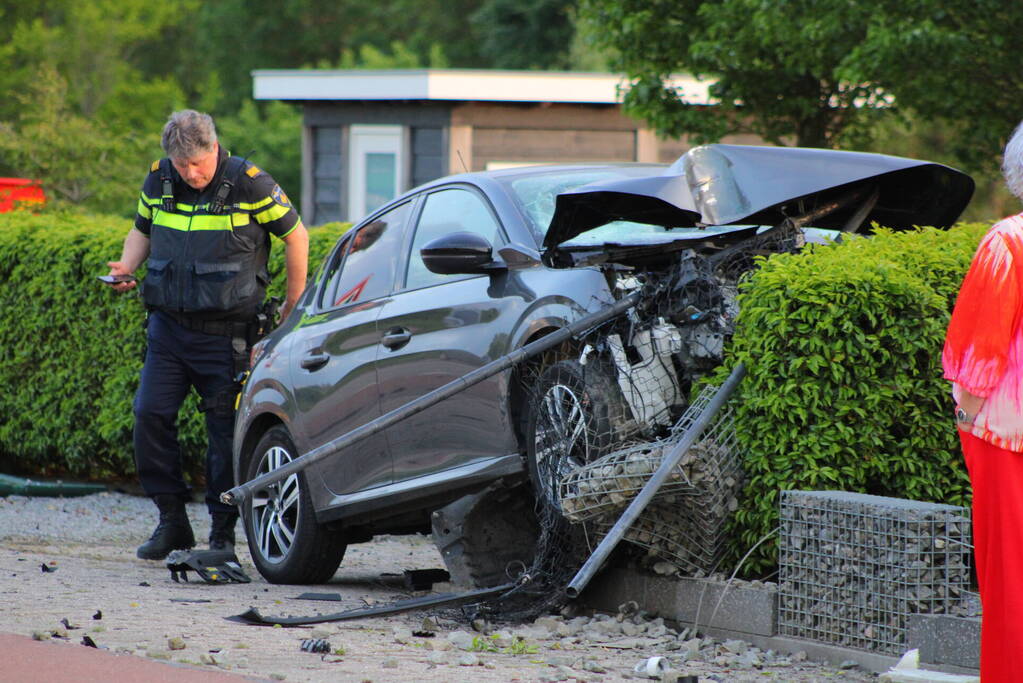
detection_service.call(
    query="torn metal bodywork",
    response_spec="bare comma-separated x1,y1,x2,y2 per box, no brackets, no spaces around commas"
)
545,143,975,250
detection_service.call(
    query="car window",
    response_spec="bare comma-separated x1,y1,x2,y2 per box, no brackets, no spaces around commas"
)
317,233,353,310
320,201,411,309
404,188,504,290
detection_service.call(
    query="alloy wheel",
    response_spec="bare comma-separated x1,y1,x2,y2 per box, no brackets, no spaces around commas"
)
251,445,301,564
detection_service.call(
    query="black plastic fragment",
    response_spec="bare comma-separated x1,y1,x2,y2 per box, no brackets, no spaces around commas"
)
92,610,102,620
166,549,251,584
227,583,514,627
81,635,97,648
403,568,450,591
293,592,343,602
40,563,56,573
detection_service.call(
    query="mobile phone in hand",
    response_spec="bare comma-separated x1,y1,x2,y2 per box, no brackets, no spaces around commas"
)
97,274,137,284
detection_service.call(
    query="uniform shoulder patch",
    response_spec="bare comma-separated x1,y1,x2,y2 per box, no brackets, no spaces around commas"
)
246,165,262,178
271,184,292,208
151,160,160,172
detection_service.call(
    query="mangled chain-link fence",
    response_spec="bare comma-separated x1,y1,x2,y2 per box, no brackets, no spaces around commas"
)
472,286,748,622
567,388,744,576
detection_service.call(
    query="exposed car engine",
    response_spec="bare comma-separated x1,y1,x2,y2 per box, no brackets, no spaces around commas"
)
576,220,806,439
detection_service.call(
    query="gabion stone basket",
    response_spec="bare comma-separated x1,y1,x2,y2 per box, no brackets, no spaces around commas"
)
561,384,745,574
778,490,972,655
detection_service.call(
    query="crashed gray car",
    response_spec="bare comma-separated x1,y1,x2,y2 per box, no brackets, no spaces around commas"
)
232,144,973,584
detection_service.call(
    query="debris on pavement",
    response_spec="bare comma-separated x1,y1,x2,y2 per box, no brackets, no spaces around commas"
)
300,638,332,654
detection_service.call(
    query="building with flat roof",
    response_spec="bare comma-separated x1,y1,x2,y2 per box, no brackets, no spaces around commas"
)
253,69,760,224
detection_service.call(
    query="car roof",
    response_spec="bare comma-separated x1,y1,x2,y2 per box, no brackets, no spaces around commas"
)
405,162,668,194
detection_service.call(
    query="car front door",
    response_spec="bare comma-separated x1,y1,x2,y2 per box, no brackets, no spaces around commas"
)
375,186,521,482
288,201,411,495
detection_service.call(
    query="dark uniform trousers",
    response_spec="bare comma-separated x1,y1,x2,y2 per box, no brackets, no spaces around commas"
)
133,311,237,514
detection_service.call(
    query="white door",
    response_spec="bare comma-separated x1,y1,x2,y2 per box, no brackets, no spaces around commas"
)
348,125,405,221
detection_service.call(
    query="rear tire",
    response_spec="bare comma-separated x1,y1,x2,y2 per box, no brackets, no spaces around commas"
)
243,426,346,584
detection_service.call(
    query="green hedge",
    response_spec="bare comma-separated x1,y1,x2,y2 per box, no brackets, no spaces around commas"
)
0,209,349,481
719,223,990,576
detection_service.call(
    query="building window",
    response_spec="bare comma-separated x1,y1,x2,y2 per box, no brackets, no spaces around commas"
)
348,125,405,221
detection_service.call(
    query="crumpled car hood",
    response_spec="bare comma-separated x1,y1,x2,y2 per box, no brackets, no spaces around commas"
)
544,144,975,250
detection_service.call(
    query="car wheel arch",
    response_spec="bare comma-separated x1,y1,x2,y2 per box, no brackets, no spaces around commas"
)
238,413,287,481
508,326,584,456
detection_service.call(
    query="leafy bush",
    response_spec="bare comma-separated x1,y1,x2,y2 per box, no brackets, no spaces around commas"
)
0,209,349,481
720,223,990,576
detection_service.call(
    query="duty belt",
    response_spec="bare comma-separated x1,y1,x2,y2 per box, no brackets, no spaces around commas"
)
162,311,251,338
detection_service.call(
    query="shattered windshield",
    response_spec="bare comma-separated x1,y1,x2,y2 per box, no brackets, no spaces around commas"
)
500,168,742,248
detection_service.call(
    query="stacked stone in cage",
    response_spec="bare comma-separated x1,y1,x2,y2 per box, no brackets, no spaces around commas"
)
777,490,971,655
559,386,745,574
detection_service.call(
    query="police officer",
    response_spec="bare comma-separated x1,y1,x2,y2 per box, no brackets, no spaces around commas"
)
107,110,309,560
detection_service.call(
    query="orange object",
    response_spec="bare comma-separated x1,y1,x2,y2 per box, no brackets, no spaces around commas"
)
0,178,46,212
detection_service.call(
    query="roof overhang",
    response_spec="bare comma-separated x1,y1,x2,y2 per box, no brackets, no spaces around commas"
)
252,68,711,105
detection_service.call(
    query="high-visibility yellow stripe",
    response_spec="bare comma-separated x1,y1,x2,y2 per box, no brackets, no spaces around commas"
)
255,202,290,223
151,211,247,231
152,211,191,230
278,219,304,239
189,214,241,230
137,198,152,219
238,197,272,211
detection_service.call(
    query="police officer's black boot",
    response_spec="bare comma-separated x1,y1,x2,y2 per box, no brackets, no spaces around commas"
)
136,494,195,560
209,511,239,552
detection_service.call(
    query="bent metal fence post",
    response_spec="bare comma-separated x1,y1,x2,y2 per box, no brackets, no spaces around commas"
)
220,290,645,508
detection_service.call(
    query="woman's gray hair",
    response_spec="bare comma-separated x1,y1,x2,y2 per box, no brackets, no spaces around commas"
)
161,110,217,160
1003,119,1023,200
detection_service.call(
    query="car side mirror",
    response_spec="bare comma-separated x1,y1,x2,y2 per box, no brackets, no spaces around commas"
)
421,231,506,275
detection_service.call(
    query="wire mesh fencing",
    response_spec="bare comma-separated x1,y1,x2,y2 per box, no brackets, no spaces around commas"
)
778,490,972,655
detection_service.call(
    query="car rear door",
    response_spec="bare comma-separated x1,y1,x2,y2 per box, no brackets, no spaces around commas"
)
288,201,412,495
374,186,521,482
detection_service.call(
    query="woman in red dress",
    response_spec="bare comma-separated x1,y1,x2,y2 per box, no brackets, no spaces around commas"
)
943,121,1023,681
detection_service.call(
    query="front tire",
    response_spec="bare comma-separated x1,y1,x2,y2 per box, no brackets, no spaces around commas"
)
525,359,622,512
243,426,346,584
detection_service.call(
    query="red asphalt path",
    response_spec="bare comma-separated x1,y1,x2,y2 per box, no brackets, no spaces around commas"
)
1,632,268,683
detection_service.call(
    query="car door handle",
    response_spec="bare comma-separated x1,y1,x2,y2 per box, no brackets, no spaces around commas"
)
381,327,412,350
300,352,329,371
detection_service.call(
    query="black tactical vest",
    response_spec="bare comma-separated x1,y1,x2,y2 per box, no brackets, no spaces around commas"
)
141,157,271,320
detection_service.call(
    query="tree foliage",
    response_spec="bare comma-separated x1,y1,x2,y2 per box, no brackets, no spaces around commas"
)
836,0,1023,171
0,0,583,216
581,0,1023,166
581,0,893,148
0,66,151,213
471,0,576,70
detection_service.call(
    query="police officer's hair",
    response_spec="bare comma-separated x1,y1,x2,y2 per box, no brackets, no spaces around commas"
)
162,110,218,160
1003,119,1023,201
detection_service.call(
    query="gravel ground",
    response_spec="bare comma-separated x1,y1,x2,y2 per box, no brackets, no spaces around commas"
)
0,491,879,682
